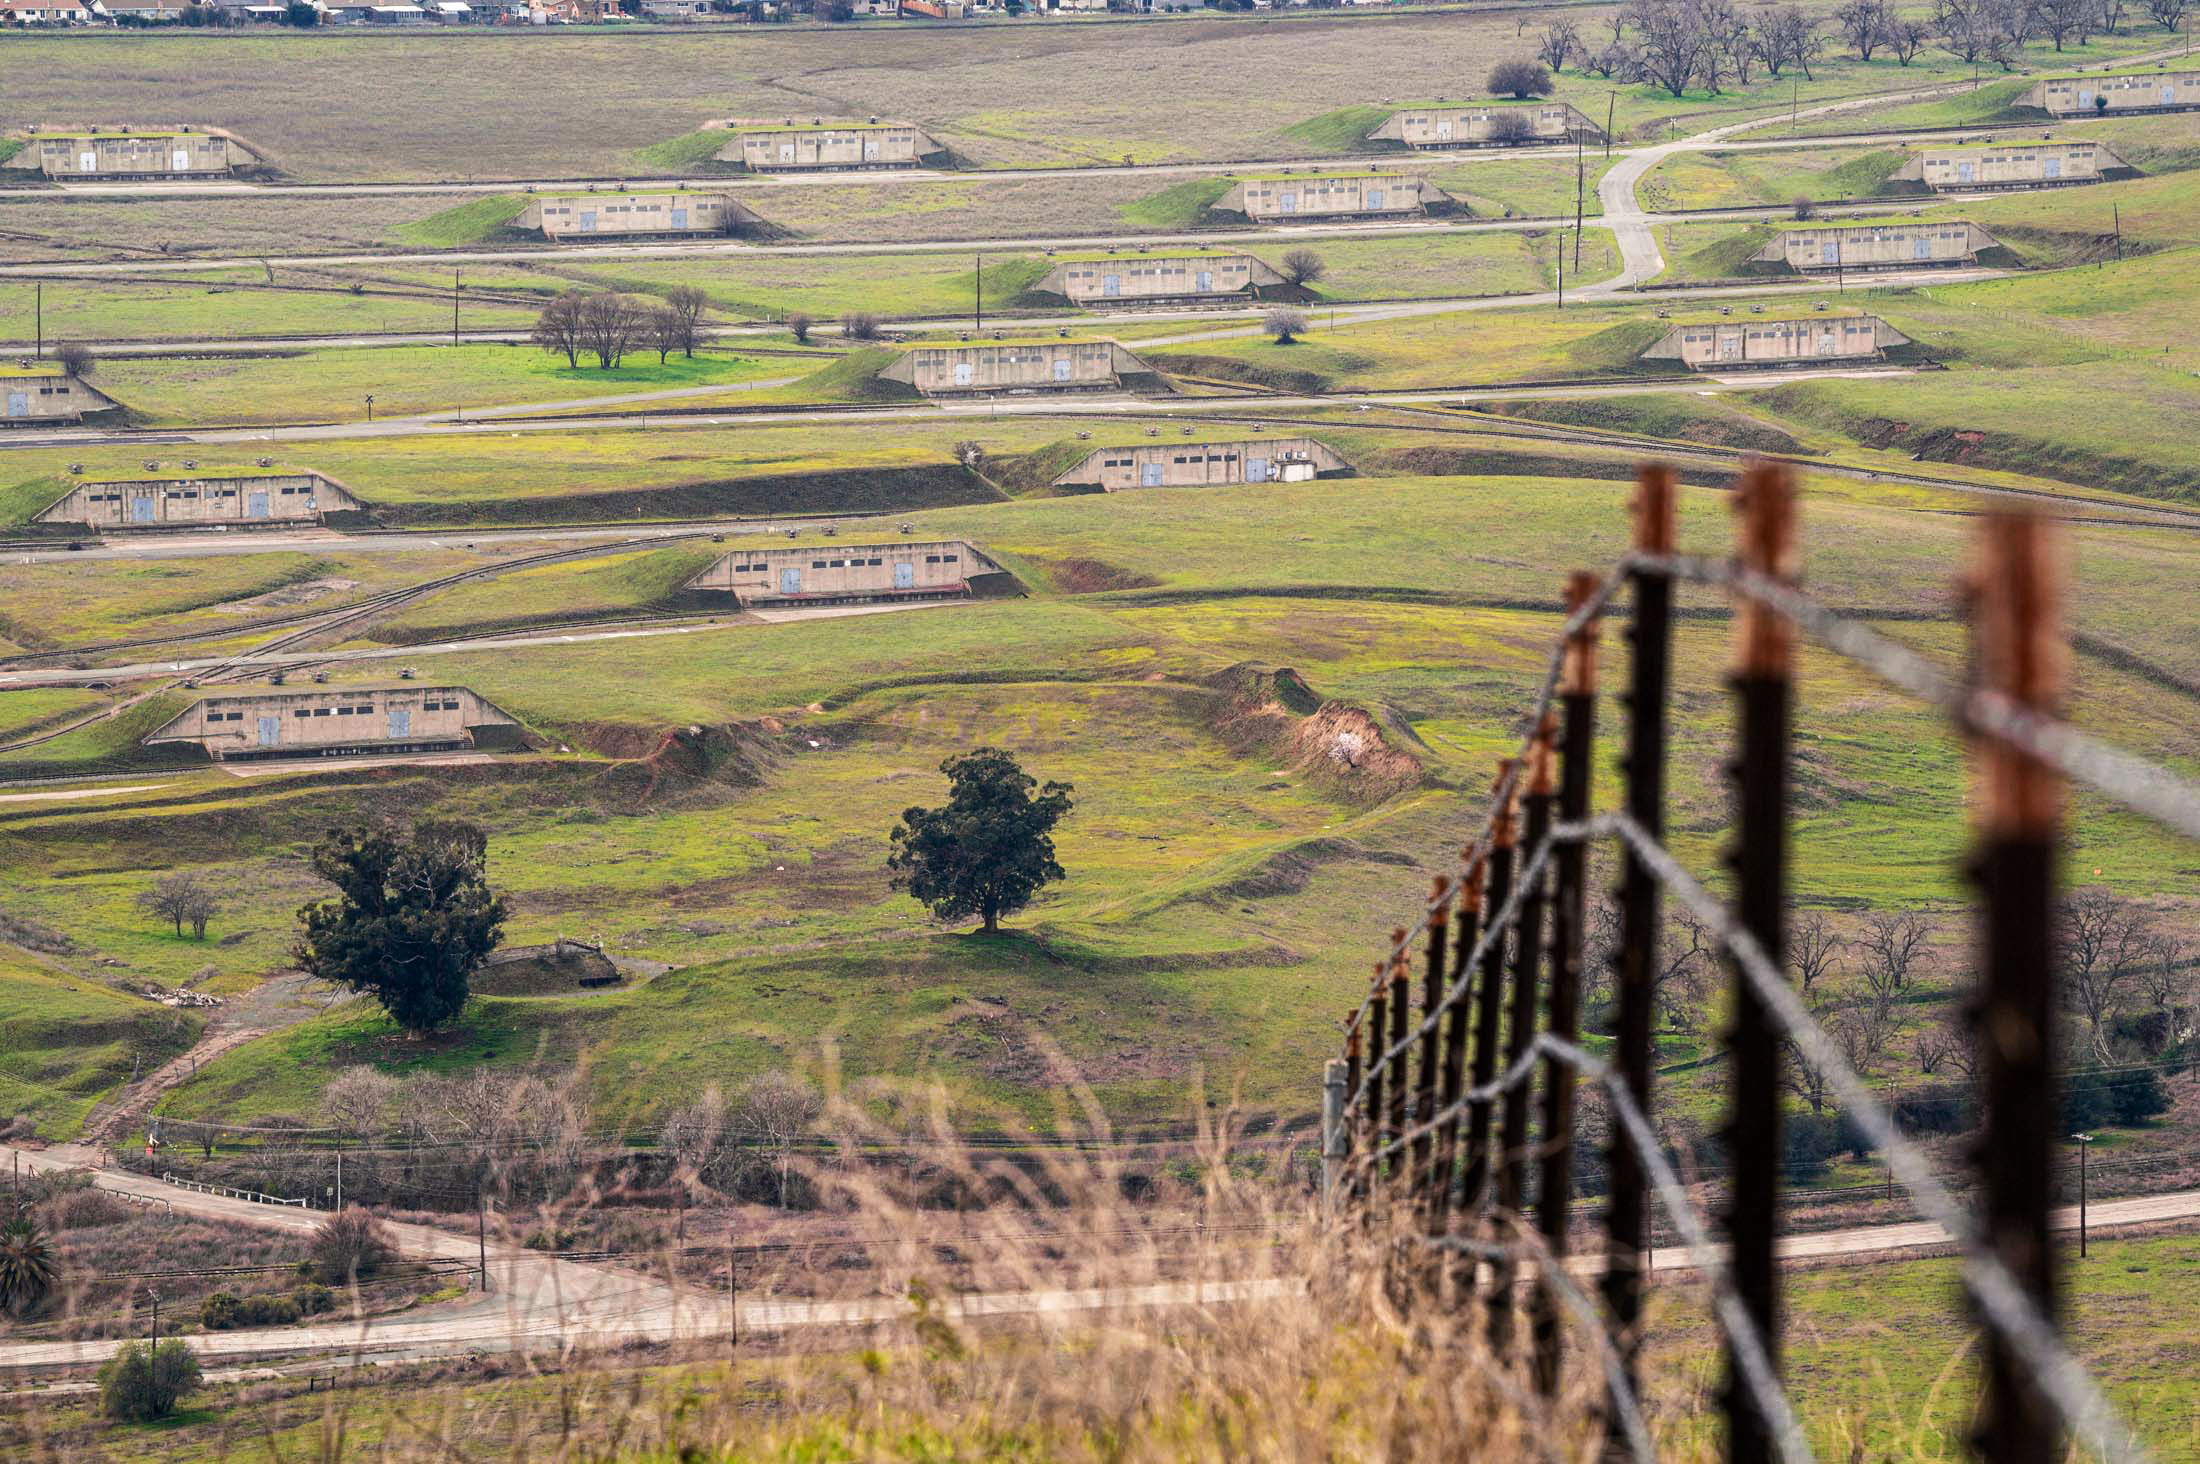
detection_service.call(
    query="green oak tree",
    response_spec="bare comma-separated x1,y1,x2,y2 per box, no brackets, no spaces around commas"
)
888,749,1074,935
294,821,506,1034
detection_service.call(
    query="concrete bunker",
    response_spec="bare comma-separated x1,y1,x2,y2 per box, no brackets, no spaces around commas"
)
34,467,363,530
1640,314,1912,370
714,117,944,172
684,539,1011,606
7,125,257,180
877,339,1159,396
0,368,120,425
2020,69,2200,116
1755,221,1997,273
519,191,763,240
1036,250,1286,307
1053,436,1354,490
1366,101,1606,149
1218,173,1442,222
1891,140,2130,192
146,685,522,762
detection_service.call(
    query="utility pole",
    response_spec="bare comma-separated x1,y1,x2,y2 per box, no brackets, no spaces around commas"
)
452,268,461,346
974,252,983,332
477,1186,489,1293
2112,204,2123,262
1604,93,1615,159
147,1288,161,1349
335,1144,343,1212
33,282,41,358
1556,242,1565,308
1791,79,1798,135
2074,1133,2092,1257
1574,135,1585,271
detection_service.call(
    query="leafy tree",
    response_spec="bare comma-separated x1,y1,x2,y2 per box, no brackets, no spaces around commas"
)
98,1339,202,1422
888,749,1073,934
294,822,506,1035
1264,308,1309,344
284,0,319,22
1488,59,1555,97
0,1216,56,1317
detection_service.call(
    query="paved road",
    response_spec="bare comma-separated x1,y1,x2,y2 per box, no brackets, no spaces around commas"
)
2,1138,2193,1373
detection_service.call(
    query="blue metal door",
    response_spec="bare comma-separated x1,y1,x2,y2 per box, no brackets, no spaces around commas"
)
1102,274,1120,297
670,207,688,228
1366,188,1385,209
387,707,410,740
1278,192,1297,213
579,211,597,232
132,495,156,524
2043,157,2060,179
1142,462,1164,487
1246,457,1269,483
247,492,270,518
893,562,915,589
1822,243,1838,265
1914,236,1931,259
4,392,25,418
257,716,280,748
780,567,802,595
1957,162,1974,183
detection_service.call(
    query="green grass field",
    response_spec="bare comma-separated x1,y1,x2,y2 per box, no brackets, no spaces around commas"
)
0,945,201,1137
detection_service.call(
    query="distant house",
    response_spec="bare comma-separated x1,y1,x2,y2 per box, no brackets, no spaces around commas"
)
100,0,189,21
1756,221,1997,273
2021,68,2200,116
1,368,122,424
35,468,365,529
518,191,762,239
641,0,709,16
0,0,94,22
1367,101,1606,149
1053,436,1353,490
1891,140,2129,192
878,339,1158,396
366,4,428,20
1219,173,1440,222
715,118,944,172
898,0,967,16
1640,315,1911,371
1036,249,1285,306
428,1,474,19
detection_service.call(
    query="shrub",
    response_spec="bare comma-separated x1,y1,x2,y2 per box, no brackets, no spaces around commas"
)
1488,60,1554,98
841,311,882,341
788,311,813,344
98,1339,202,1422
1892,1084,1972,1136
54,341,95,378
2064,1065,2171,1130
1264,308,1309,345
45,1187,130,1231
1792,195,1819,220
202,1290,305,1329
311,1207,394,1284
1781,1112,1845,1180
1280,248,1326,288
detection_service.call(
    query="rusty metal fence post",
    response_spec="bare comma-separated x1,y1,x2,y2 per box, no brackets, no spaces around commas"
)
1533,572,1602,1398
1387,937,1411,1194
1364,971,1388,1196
1463,768,1520,1222
1967,511,2065,1464
1489,717,1558,1354
1428,857,1485,1247
1604,466,1675,1453
1344,1015,1364,1201
1412,881,1451,1209
1722,460,1798,1464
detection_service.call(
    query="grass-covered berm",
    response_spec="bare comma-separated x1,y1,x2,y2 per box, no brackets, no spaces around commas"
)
3,465,2197,1141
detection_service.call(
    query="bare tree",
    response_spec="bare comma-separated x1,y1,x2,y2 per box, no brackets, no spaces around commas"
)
1488,59,1555,97
1654,908,1718,1030
659,1084,735,1191
2145,0,2190,29
1913,1012,1976,1076
840,311,882,341
1791,909,1844,996
1264,308,1310,344
2137,931,2191,1019
1781,1014,1838,1114
952,439,986,468
575,292,645,369
1755,6,1825,77
662,285,709,358
2029,0,2095,47
787,311,813,344
1692,0,1746,91
643,305,685,365
321,1067,399,1138
2059,887,2153,1062
1587,41,1645,79
1835,0,1890,55
737,1073,821,1208
137,872,217,940
531,290,585,369
1488,111,1536,145
54,341,95,378
1538,19,1583,70
1884,17,1932,61
1280,248,1327,288
1856,910,1933,1006
1625,0,1708,96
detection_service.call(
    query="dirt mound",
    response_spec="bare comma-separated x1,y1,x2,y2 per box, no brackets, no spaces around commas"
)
475,942,623,996
1375,443,1739,489
1843,419,2200,504
588,719,784,806
1031,556,1162,594
1205,663,1421,804
1207,837,1420,903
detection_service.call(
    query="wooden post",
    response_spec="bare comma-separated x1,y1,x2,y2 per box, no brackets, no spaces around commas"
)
1967,510,2065,1464
1322,1059,1350,1213
1604,465,1675,1456
1490,716,1558,1355
1533,572,1602,1398
1722,459,1797,1464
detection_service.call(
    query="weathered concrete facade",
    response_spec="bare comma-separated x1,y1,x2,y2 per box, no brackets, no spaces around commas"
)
1893,140,2126,191
146,686,520,761
1367,102,1605,148
1641,315,1911,370
1054,437,1354,490
716,119,942,171
34,470,362,529
877,339,1155,395
1037,251,1285,305
1219,173,1437,221
1756,221,1996,272
686,539,1000,605
22,128,234,179
2022,69,2200,116
519,192,760,239
0,370,120,424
